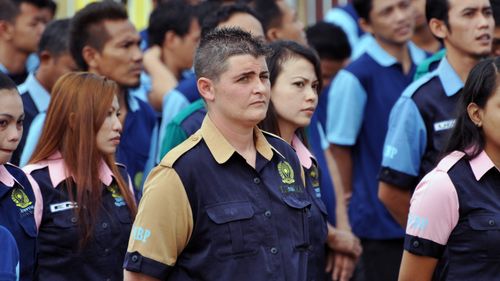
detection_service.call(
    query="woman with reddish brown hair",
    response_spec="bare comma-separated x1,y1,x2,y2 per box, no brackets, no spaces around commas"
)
23,72,137,281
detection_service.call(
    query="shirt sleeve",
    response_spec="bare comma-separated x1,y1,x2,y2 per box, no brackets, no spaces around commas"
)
0,226,19,281
379,96,427,189
124,164,193,280
326,69,367,146
404,169,459,258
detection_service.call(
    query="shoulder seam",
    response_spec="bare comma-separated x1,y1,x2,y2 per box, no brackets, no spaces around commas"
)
161,132,203,168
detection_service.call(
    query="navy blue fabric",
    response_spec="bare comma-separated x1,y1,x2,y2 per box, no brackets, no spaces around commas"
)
30,165,133,281
127,133,319,281
408,78,459,180
0,164,37,281
303,159,328,281
0,225,19,281
307,114,336,225
175,73,200,103
343,54,416,239
180,107,206,137
116,96,157,191
404,158,500,280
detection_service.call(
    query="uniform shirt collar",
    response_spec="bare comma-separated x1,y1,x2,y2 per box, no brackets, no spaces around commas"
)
366,38,427,67
200,116,275,164
291,135,313,169
126,90,140,112
27,151,114,187
469,150,499,181
436,57,464,97
0,165,15,187
19,73,51,113
0,63,8,74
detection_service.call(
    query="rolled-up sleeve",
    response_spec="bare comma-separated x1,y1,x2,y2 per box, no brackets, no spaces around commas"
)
124,165,193,280
404,169,459,258
379,96,427,189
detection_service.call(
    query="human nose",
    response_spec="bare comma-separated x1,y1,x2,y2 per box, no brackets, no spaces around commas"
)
113,115,122,133
305,87,318,107
254,77,270,95
7,124,22,142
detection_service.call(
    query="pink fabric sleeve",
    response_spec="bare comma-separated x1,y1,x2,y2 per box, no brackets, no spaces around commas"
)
406,169,459,245
27,174,43,231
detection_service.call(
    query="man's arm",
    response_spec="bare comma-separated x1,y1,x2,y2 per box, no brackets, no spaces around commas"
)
143,46,178,111
378,182,411,228
329,144,353,204
124,271,161,281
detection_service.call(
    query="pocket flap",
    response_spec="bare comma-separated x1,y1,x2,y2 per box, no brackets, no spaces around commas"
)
282,196,311,210
469,214,500,230
206,201,254,224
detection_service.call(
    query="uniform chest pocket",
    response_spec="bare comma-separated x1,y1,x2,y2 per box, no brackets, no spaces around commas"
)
282,196,312,250
19,215,37,238
468,214,500,259
206,201,258,259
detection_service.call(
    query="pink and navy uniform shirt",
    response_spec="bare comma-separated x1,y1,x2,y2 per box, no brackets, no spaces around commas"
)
0,163,42,281
291,135,328,281
23,153,134,281
406,150,500,280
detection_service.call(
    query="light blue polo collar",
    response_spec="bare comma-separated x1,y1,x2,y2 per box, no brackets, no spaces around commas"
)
126,89,140,112
18,73,50,113
436,57,463,97
0,63,8,74
366,39,427,67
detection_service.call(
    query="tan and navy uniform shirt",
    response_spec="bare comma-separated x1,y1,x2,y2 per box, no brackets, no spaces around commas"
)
124,116,318,281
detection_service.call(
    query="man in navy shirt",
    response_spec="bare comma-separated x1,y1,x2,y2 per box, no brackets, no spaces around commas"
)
379,0,494,227
326,0,426,280
0,0,49,85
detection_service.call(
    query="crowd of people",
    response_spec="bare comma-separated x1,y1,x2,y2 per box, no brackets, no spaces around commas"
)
1,0,500,281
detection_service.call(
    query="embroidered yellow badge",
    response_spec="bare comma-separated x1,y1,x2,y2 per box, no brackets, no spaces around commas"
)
11,188,32,209
278,161,295,184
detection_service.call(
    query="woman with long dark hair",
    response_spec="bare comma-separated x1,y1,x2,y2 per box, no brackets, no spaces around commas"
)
259,40,361,281
399,57,500,280
23,72,137,281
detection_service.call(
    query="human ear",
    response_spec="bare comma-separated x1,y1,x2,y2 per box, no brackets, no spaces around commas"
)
197,77,215,102
82,45,99,70
467,103,483,128
428,18,447,40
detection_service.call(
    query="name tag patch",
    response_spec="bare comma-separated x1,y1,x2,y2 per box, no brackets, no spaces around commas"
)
434,119,455,132
50,201,78,213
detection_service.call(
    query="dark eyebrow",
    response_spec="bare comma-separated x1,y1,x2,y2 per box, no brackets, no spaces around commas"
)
0,113,24,119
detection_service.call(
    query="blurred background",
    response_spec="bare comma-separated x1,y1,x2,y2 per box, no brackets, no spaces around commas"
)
54,0,350,31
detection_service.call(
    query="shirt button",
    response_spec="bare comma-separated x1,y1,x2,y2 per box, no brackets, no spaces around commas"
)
102,222,109,229
412,240,420,248
253,177,261,184
104,248,110,254
105,279,111,281
70,217,77,223
489,219,495,226
191,135,199,141
264,210,272,217
270,247,278,254
131,255,139,262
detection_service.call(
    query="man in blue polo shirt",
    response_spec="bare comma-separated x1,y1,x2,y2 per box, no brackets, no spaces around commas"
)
14,19,76,166
326,0,426,280
124,27,316,281
378,0,494,227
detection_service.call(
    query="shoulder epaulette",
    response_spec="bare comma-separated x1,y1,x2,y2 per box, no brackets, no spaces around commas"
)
160,131,203,168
